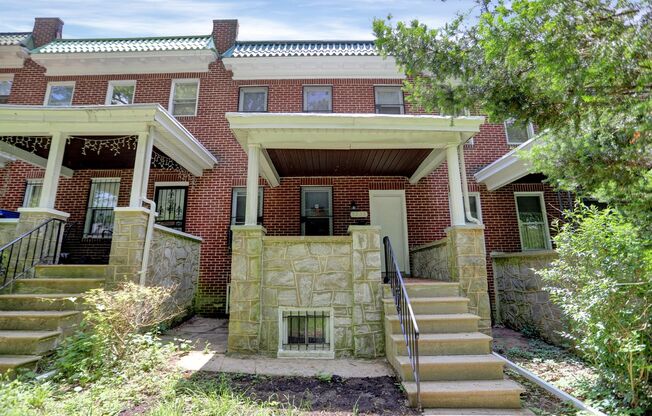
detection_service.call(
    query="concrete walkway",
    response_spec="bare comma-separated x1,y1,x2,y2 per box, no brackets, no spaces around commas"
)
165,316,393,378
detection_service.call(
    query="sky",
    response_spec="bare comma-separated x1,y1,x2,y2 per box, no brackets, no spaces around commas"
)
1,0,479,40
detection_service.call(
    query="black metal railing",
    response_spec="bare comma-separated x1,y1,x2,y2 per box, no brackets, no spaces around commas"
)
282,310,330,351
0,218,65,289
383,236,421,409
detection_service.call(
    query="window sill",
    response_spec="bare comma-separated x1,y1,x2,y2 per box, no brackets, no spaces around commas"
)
277,349,334,359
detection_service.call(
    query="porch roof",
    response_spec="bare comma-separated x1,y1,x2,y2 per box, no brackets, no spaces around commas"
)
0,104,217,176
474,138,536,191
226,112,484,185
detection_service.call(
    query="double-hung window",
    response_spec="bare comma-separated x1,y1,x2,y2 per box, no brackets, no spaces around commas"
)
239,87,268,112
45,82,75,106
106,80,136,105
515,192,551,250
22,179,43,208
154,183,188,231
84,178,120,238
169,79,199,116
231,187,264,225
301,187,332,236
303,86,332,112
0,75,13,104
504,119,534,145
374,86,404,114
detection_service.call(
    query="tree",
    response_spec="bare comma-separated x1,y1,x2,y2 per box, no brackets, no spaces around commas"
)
373,0,652,229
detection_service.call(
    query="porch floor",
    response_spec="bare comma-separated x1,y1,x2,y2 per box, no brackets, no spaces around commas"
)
165,316,392,378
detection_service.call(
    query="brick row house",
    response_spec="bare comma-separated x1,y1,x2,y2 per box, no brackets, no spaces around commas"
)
0,17,561,409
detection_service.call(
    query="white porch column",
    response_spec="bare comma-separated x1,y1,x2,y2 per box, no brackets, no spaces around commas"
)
245,143,261,226
38,131,66,209
446,145,466,226
129,130,154,208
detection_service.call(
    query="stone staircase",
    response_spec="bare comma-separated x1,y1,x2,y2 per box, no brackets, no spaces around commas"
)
0,264,108,375
384,280,529,413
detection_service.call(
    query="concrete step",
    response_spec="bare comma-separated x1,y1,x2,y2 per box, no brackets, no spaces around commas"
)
0,293,85,311
383,282,460,299
386,313,479,334
6,278,105,294
404,379,524,408
0,330,61,355
383,297,469,315
34,264,111,279
391,332,492,356
395,354,504,381
0,310,81,332
423,408,535,415
0,355,41,374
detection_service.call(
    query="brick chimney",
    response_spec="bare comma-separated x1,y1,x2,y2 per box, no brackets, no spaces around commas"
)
32,17,64,48
212,19,238,55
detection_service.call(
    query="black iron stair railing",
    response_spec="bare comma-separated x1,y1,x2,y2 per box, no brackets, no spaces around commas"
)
383,236,421,409
0,218,65,290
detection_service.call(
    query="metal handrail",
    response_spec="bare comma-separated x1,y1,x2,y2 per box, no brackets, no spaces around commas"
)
0,218,65,290
383,236,421,409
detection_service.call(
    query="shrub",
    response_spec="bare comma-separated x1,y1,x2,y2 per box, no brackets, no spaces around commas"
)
539,205,652,411
54,281,181,383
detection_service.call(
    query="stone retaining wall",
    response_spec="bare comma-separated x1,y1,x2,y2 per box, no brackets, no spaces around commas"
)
147,225,201,313
0,219,17,247
410,238,449,281
492,250,563,345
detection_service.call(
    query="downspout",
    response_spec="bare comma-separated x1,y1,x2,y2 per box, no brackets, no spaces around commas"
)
138,196,157,286
458,142,481,225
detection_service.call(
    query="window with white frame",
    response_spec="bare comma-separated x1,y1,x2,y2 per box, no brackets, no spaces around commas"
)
301,186,332,236
515,192,551,250
374,86,404,114
280,309,332,353
45,82,75,107
106,81,136,105
239,87,267,112
303,86,332,112
504,119,534,145
0,75,13,104
231,187,264,225
169,79,199,116
84,178,120,238
22,179,43,208
449,192,482,223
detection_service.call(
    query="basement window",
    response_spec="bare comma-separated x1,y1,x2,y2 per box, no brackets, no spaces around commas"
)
278,309,333,358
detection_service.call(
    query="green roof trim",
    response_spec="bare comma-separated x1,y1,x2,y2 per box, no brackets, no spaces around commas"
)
0,32,33,48
223,40,378,58
32,34,215,54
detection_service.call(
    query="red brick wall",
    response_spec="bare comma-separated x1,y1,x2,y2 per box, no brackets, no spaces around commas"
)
0,55,563,318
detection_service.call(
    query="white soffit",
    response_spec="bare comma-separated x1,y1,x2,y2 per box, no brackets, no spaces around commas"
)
30,50,217,76
0,45,28,69
222,55,405,80
474,138,537,191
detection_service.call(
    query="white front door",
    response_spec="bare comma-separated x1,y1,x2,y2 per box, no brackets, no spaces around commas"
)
369,190,410,274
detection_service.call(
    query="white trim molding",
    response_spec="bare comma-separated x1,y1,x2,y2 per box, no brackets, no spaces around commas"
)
223,55,405,80
474,138,537,191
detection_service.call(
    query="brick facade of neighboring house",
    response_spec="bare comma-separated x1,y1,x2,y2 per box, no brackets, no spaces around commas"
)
0,18,564,318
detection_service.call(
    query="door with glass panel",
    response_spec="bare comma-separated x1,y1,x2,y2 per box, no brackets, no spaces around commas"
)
301,187,332,236
515,193,551,250
154,186,188,231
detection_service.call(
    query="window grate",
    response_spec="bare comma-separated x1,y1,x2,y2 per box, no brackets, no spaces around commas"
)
282,310,330,351
154,186,187,231
84,179,120,238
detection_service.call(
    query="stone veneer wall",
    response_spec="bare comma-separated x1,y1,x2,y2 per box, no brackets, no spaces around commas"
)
410,238,450,281
228,225,384,358
147,225,201,313
492,250,563,345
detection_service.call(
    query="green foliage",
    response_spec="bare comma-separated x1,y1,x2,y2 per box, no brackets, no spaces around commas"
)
373,0,652,228
539,205,652,411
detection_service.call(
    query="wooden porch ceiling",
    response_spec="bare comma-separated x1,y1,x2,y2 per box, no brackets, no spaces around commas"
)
266,148,433,177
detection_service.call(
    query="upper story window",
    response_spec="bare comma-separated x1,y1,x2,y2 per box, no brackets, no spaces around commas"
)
375,86,404,114
504,119,534,145
45,82,75,107
0,75,13,104
169,79,199,116
303,86,332,112
239,87,268,112
106,81,136,105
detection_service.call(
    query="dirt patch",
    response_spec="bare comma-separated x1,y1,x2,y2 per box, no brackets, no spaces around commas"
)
182,372,419,415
